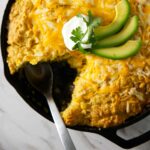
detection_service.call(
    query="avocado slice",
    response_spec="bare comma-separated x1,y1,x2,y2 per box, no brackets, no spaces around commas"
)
94,16,139,48
91,40,142,60
94,0,130,40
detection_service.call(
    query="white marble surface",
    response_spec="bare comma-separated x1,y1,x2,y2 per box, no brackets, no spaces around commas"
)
0,1,149,150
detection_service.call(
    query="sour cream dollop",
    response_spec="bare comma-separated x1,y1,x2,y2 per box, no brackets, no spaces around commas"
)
62,15,92,51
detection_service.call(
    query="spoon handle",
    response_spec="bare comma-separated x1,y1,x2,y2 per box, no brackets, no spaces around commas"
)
47,95,76,150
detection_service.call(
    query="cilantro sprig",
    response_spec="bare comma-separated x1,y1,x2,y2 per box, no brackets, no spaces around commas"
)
70,27,84,43
70,11,101,53
71,27,88,53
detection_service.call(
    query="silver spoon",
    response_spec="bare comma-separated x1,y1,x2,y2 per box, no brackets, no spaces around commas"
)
24,62,76,150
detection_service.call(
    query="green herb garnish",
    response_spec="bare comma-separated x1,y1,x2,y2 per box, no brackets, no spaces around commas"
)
70,11,101,53
70,27,84,43
71,27,88,53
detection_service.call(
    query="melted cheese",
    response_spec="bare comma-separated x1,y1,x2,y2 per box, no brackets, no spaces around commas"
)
7,0,150,128
8,0,119,74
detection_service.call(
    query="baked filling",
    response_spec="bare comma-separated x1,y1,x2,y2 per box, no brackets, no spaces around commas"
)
7,0,150,128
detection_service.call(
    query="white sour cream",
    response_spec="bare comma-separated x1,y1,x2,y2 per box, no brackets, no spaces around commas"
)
62,15,92,51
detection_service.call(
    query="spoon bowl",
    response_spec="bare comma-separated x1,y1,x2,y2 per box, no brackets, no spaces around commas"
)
24,62,53,96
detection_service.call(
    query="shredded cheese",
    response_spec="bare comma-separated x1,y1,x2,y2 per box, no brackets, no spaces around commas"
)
7,0,150,128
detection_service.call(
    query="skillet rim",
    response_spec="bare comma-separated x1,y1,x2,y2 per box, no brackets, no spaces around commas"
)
1,0,150,148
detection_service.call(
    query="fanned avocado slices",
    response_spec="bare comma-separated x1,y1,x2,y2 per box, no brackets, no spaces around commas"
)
94,0,130,40
94,16,139,48
91,40,142,60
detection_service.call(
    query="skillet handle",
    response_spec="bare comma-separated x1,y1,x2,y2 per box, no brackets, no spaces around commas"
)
100,129,150,149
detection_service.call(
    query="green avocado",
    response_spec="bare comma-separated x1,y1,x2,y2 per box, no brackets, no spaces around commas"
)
94,0,130,40
94,16,139,48
91,40,142,60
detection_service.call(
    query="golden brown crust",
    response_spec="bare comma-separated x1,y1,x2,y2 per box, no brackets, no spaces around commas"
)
62,55,149,128
7,0,150,128
7,0,34,73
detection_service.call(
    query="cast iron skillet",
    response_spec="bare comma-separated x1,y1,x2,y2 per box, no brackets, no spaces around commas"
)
1,0,150,149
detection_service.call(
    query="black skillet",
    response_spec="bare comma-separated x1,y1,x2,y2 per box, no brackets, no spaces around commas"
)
1,0,150,149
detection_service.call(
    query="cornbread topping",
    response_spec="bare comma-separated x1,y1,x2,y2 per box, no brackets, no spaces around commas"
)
7,0,150,128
